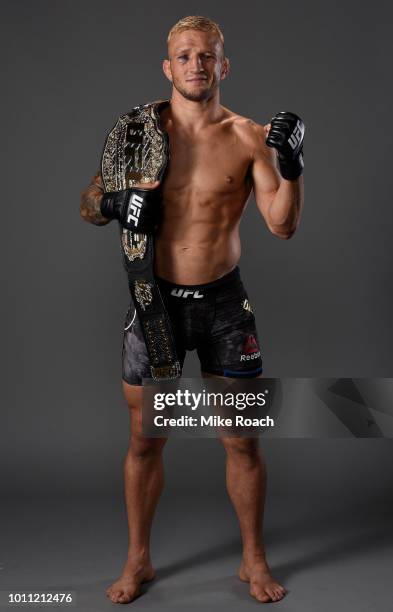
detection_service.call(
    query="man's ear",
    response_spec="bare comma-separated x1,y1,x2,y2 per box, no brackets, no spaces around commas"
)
162,59,173,82
220,57,230,81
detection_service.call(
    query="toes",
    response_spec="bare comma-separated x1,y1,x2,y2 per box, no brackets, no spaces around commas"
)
117,593,131,604
271,590,282,601
265,586,276,599
110,590,123,603
251,586,270,603
272,584,286,600
112,587,139,604
256,592,271,603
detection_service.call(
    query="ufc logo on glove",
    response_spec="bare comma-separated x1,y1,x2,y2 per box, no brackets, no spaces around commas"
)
127,193,144,228
288,120,303,150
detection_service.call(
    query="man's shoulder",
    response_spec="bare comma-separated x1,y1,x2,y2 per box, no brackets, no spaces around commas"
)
222,109,270,156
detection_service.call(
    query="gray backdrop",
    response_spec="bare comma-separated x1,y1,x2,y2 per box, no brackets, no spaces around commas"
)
2,1,393,610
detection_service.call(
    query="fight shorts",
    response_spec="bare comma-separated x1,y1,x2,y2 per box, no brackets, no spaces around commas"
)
122,267,263,385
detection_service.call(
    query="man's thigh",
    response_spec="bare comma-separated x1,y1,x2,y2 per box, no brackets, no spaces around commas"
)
198,290,263,379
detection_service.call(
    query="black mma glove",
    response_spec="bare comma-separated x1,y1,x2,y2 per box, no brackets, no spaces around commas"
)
100,187,162,232
266,111,305,180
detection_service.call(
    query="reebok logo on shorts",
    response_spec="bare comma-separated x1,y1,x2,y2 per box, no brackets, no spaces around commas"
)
240,334,261,362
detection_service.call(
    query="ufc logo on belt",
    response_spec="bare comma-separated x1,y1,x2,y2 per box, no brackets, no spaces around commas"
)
288,120,303,150
127,193,144,227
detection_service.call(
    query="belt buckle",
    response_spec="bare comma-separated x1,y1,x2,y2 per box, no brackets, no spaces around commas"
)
150,362,181,381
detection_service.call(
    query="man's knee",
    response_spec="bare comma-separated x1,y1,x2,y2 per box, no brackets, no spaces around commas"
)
128,434,166,460
221,437,260,463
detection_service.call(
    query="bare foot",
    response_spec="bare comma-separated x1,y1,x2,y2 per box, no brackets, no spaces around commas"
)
106,557,155,604
239,556,286,603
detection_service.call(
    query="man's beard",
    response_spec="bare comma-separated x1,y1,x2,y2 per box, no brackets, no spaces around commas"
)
172,78,218,102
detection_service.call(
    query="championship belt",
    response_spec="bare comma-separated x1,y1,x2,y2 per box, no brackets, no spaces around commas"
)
101,100,181,381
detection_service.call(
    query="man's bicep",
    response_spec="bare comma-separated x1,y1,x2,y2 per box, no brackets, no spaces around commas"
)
251,149,281,222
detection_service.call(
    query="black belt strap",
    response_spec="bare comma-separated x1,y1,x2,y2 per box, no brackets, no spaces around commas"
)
101,100,181,381
122,230,180,380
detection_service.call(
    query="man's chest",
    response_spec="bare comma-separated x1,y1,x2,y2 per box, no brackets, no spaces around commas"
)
163,129,251,193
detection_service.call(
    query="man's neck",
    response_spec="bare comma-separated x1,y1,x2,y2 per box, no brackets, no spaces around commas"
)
168,89,224,130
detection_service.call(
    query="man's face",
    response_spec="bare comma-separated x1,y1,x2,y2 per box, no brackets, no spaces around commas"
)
163,29,229,102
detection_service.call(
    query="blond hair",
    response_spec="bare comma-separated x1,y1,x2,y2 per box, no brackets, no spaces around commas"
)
167,15,224,50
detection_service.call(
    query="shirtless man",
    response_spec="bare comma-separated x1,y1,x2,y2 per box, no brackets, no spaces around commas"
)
80,15,304,604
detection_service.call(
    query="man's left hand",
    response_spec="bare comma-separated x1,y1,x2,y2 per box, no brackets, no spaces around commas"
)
265,111,305,180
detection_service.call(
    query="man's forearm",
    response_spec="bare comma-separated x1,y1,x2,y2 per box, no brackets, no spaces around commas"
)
267,176,304,239
80,172,110,226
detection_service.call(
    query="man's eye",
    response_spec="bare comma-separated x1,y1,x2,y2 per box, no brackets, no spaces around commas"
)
178,55,188,61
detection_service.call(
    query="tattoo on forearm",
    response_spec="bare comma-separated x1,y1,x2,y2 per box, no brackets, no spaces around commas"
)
80,172,110,225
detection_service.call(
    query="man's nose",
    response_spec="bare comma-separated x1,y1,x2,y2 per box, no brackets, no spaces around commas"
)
188,55,204,72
